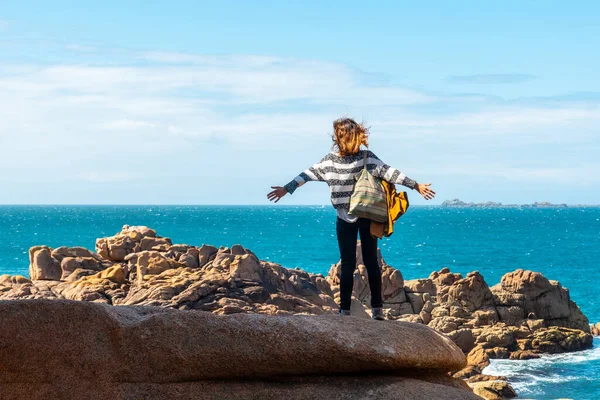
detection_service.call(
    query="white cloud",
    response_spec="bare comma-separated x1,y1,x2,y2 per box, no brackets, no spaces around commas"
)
421,165,600,184
77,172,135,183
447,74,535,84
444,107,600,128
102,119,156,131
64,43,96,52
0,48,598,203
140,51,283,67
374,106,600,141
0,57,435,105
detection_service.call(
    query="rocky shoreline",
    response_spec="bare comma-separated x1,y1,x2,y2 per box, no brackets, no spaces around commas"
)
0,225,595,400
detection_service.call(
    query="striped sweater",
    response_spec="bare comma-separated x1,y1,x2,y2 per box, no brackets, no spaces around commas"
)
284,149,417,215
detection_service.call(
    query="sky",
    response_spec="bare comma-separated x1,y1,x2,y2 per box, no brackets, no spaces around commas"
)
0,1,599,205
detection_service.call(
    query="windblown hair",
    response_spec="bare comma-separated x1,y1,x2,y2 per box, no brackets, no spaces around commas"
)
332,117,370,156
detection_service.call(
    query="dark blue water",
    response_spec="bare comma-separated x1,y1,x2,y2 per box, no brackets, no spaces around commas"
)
1,205,599,398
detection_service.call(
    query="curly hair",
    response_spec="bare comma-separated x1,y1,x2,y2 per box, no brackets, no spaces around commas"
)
332,117,370,156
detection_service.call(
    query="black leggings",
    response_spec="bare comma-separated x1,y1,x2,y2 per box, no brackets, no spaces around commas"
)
336,217,383,311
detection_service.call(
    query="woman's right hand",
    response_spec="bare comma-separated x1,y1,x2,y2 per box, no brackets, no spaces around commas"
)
267,186,288,203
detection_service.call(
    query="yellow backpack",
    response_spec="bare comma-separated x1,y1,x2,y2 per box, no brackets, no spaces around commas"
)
370,180,409,238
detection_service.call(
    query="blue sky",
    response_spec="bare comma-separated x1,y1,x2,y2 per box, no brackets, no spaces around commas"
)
0,1,598,205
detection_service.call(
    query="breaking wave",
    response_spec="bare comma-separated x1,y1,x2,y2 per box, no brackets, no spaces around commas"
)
483,337,600,399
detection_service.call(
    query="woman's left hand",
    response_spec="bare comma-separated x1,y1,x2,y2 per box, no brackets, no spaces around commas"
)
416,183,436,200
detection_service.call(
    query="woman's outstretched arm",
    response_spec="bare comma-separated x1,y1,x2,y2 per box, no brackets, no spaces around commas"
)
368,151,436,200
267,158,327,203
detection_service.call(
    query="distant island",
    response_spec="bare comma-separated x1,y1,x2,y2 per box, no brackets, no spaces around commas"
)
441,198,568,208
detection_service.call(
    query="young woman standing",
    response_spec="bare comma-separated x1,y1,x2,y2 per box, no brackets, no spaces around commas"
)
267,118,435,319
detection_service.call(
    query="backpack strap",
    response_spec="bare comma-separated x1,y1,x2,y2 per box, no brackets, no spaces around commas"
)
363,150,368,171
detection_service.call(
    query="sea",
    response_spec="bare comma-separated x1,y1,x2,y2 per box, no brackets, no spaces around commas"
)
0,205,598,399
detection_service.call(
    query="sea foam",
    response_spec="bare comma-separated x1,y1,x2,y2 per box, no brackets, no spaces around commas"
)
483,337,600,398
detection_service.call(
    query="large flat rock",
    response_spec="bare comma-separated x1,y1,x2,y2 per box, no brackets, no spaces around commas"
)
0,300,465,384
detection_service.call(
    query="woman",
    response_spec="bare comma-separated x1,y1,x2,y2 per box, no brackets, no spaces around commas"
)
267,118,435,320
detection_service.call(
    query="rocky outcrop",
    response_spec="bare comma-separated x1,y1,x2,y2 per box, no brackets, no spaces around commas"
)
528,326,594,353
0,299,477,400
326,250,592,395
4,226,340,317
29,245,114,281
120,245,338,315
95,225,171,261
491,269,589,331
1,225,595,399
469,380,518,400
447,271,495,312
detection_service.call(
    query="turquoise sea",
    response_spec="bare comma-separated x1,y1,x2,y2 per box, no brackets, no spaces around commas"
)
0,205,599,399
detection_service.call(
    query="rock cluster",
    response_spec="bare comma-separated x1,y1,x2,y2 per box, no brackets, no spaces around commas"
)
324,248,593,399
3,226,338,316
469,381,518,400
0,225,595,399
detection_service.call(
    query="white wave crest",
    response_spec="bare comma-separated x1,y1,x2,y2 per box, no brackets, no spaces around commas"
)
482,337,600,397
